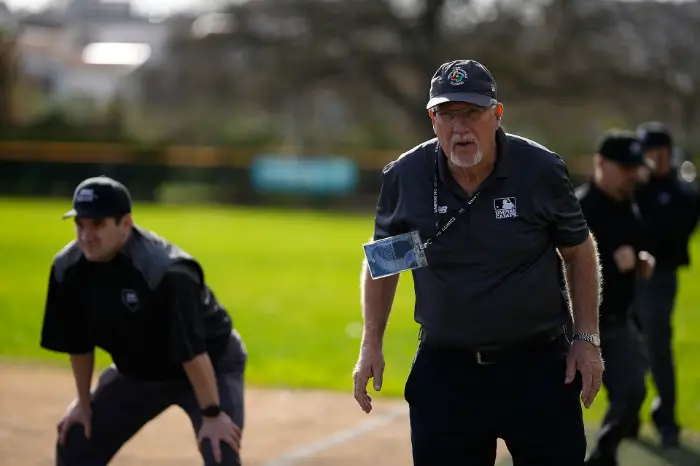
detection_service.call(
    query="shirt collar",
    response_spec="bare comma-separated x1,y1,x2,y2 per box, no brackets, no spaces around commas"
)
588,180,633,207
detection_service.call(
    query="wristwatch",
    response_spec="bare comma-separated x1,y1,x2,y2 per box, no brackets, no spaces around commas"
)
573,332,601,348
201,404,222,418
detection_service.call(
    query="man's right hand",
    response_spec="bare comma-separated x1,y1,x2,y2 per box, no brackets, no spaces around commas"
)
57,399,92,446
352,345,385,414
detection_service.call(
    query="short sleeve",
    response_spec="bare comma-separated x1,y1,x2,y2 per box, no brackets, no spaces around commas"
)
373,161,406,241
540,156,590,248
160,265,207,365
40,266,93,354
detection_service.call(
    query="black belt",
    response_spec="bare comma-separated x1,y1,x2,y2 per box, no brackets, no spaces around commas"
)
419,325,567,365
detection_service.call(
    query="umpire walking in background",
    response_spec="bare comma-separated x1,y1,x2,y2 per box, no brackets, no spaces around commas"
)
352,59,604,466
630,122,700,447
40,176,247,466
576,131,655,466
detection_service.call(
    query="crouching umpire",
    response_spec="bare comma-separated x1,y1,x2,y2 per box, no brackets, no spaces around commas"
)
40,176,247,466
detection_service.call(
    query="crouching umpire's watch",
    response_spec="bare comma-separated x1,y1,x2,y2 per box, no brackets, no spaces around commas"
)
573,332,601,348
201,404,222,418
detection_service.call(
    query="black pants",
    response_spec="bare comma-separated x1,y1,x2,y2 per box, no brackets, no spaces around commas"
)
405,334,586,466
587,320,647,463
635,268,681,439
56,331,247,466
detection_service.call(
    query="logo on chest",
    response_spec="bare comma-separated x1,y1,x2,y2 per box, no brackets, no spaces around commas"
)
493,197,517,219
658,191,671,205
121,289,140,312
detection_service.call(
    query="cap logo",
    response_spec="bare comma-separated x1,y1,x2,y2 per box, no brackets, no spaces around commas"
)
76,188,97,202
448,67,467,86
630,141,642,155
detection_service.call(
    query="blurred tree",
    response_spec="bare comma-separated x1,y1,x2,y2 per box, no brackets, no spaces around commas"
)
0,28,16,125
147,0,700,150
218,0,468,137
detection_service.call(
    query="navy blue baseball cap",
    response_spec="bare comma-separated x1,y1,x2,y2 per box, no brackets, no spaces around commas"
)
636,121,673,150
597,130,646,166
426,59,498,109
62,176,132,220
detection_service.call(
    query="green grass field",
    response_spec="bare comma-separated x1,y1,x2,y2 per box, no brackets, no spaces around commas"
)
2,198,700,434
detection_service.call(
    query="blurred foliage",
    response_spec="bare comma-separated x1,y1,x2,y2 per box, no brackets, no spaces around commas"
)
141,0,700,154
4,0,700,161
0,111,126,143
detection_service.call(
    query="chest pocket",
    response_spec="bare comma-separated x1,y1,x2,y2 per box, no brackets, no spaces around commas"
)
471,205,548,269
84,281,154,354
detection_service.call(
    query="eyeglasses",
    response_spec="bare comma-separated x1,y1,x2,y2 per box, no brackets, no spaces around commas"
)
434,105,494,124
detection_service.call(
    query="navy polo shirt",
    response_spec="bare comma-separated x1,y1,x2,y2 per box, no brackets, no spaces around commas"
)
373,128,590,347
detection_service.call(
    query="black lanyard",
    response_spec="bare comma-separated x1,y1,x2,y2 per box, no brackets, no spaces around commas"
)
421,148,480,250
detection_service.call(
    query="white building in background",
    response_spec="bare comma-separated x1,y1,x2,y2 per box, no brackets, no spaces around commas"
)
13,0,167,105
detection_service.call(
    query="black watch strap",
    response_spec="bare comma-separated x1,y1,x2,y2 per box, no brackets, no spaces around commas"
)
201,404,222,418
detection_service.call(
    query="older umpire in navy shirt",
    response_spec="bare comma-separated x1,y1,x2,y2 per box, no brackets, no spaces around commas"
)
353,60,604,466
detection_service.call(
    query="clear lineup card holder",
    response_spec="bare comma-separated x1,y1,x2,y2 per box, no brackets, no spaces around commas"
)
362,231,429,279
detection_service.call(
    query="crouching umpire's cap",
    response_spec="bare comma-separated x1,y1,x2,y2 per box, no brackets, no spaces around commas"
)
597,130,647,167
62,176,132,220
427,59,498,109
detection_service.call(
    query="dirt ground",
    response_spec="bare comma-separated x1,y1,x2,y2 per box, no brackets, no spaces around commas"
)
0,363,509,465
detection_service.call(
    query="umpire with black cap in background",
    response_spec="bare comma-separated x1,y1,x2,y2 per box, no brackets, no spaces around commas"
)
576,130,655,466
41,176,247,466
629,122,700,447
353,59,604,466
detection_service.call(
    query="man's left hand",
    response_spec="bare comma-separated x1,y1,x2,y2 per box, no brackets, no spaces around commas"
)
198,412,242,463
565,340,604,409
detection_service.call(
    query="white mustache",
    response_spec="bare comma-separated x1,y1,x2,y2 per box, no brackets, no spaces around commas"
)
452,138,476,144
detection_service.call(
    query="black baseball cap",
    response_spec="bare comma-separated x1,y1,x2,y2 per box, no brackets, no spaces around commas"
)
62,176,132,220
426,59,497,109
596,130,646,166
636,121,673,150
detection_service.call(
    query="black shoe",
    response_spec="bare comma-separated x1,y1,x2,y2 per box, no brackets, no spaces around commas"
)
661,434,680,449
651,408,681,448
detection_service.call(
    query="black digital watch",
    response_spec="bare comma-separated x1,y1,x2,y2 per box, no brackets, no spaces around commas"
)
201,404,222,418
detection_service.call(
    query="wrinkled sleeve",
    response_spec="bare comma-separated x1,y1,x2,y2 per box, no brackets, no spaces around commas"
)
373,161,406,241
160,265,207,365
540,156,590,247
40,266,93,354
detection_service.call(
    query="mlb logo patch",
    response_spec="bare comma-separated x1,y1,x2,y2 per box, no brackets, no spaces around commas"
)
493,197,517,219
